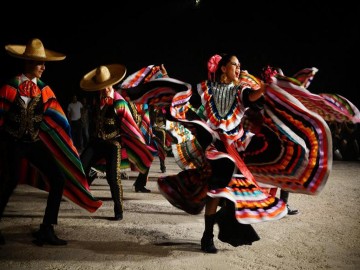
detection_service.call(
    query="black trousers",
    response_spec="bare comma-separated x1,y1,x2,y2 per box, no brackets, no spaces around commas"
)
81,138,123,214
0,140,65,225
70,119,83,151
134,167,150,188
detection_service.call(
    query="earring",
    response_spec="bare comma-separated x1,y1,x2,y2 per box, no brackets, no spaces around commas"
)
220,73,227,83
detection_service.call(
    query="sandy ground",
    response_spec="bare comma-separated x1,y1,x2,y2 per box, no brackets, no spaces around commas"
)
0,158,359,270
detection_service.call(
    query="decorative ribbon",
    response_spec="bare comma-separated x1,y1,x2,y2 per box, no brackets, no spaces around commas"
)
100,97,113,107
261,65,279,83
18,80,40,98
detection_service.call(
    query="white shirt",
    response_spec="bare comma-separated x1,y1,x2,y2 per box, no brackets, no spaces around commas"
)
67,101,83,121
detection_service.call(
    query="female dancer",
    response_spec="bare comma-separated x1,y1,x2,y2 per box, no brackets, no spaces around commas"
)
120,54,332,253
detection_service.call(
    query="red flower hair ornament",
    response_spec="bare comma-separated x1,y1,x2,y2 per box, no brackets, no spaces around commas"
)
207,54,222,81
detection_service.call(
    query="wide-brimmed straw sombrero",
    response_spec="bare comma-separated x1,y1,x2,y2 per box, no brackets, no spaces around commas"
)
80,64,127,91
5,38,66,61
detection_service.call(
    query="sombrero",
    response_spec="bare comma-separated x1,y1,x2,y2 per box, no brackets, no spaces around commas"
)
80,64,127,91
5,38,66,61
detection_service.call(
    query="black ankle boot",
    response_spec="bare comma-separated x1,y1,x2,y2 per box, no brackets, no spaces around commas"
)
201,214,218,253
32,224,67,246
201,234,218,253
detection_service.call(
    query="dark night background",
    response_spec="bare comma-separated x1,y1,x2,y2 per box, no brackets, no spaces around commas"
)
1,0,359,109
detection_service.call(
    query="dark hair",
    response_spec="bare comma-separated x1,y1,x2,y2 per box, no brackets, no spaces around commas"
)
214,53,238,81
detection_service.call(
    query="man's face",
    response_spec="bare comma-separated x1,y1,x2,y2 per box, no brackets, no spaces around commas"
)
26,60,45,79
102,86,113,97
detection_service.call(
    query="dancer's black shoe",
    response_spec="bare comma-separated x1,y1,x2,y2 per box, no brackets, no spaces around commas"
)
287,204,299,215
134,186,151,193
32,224,67,246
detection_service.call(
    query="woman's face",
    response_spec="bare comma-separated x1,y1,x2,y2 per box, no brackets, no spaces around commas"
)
222,56,241,83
